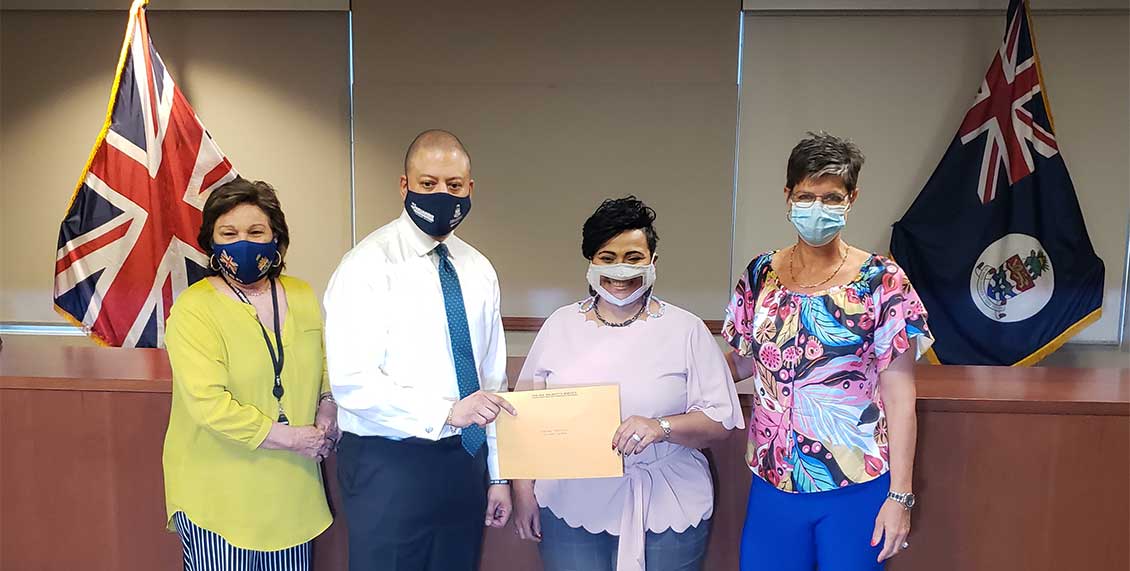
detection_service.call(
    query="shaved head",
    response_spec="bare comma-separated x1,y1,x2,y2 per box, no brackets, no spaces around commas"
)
404,129,471,176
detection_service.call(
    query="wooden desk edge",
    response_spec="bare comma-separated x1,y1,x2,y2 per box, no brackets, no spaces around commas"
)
913,397,1129,416
4,377,1128,416
0,377,172,393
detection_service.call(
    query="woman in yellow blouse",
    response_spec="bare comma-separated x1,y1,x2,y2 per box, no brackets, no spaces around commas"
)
163,178,337,570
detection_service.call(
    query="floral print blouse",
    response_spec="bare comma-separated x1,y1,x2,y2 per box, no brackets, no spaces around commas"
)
722,252,934,493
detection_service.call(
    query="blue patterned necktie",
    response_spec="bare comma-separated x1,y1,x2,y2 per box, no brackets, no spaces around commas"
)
433,243,486,456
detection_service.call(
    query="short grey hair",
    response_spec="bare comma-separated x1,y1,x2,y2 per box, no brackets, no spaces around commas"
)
785,131,865,193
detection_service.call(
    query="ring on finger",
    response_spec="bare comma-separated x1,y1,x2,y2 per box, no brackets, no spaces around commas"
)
630,433,643,442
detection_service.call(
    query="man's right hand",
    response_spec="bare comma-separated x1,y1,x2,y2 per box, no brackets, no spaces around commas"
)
448,390,517,428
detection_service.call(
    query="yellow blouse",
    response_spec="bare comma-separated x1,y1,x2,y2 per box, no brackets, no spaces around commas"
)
162,275,331,551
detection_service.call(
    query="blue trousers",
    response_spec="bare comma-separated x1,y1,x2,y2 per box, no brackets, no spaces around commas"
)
739,473,889,571
538,507,710,571
337,433,487,571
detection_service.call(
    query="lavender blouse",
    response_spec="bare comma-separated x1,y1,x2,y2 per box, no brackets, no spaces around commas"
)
517,299,745,571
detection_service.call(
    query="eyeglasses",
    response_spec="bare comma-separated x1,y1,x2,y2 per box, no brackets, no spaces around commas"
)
790,192,850,207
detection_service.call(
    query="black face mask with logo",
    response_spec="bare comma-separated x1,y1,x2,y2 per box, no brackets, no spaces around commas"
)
404,188,472,237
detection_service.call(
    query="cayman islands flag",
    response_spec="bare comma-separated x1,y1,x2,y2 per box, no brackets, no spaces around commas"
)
890,0,1104,366
53,0,238,348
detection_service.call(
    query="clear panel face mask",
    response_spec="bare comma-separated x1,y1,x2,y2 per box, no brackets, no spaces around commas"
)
586,261,657,307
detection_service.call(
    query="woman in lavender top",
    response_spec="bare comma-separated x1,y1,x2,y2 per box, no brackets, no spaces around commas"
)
511,197,744,571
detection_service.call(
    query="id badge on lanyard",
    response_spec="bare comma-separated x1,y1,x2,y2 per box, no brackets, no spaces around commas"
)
274,374,289,425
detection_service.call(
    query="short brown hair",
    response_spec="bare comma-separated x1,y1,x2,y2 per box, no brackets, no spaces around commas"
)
198,178,290,278
786,131,865,193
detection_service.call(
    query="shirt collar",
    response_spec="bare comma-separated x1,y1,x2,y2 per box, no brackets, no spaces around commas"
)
397,209,458,258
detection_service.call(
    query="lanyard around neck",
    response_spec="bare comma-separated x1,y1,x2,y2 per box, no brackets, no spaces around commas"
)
221,274,288,424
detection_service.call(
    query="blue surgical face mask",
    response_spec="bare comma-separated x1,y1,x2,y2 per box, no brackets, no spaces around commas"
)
212,239,279,284
789,201,849,247
404,188,471,237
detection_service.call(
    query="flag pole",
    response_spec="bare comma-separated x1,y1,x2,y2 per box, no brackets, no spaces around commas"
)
1022,0,1056,133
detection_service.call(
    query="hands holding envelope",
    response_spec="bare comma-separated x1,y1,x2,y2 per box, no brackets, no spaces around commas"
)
494,386,623,481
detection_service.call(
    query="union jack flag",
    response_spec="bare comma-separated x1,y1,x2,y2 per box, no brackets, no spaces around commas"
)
54,0,237,348
956,0,1058,204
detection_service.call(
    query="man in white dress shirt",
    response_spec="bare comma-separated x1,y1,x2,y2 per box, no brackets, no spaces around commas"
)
324,130,515,571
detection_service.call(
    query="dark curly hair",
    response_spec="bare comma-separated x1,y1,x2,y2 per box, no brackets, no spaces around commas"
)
581,196,659,259
198,178,289,278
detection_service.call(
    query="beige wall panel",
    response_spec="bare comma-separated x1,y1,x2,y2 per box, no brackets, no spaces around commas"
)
742,0,1129,11
735,13,1128,343
353,1,739,84
0,10,351,324
1,1,348,9
2,11,122,323
352,0,742,320
354,83,738,318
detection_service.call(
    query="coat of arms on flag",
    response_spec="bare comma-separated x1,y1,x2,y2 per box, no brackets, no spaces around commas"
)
53,0,237,348
890,0,1104,366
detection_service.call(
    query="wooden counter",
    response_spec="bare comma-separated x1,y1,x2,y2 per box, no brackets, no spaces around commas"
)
1,341,1127,571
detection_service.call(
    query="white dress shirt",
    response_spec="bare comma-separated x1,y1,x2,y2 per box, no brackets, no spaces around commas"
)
324,210,507,478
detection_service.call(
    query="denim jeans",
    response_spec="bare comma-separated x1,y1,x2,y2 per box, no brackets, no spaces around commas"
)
537,507,710,571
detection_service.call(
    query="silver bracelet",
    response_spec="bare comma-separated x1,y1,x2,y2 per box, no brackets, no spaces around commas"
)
656,417,672,441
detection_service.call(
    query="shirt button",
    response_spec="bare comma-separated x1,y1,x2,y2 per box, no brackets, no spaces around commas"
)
425,427,433,434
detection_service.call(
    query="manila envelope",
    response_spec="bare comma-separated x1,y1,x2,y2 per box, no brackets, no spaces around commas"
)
495,385,623,480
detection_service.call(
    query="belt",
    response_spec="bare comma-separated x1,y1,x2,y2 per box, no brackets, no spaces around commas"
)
616,450,682,571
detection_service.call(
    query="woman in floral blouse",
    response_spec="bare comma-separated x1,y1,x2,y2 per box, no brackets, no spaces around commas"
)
725,132,933,571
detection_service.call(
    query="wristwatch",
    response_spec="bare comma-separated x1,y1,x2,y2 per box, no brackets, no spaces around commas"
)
656,417,672,441
887,491,916,510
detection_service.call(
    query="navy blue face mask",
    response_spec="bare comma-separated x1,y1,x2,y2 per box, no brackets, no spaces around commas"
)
212,240,279,285
404,188,471,237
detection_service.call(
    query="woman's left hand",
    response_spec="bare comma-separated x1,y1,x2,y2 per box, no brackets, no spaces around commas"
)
872,499,911,562
315,397,340,455
612,416,664,456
